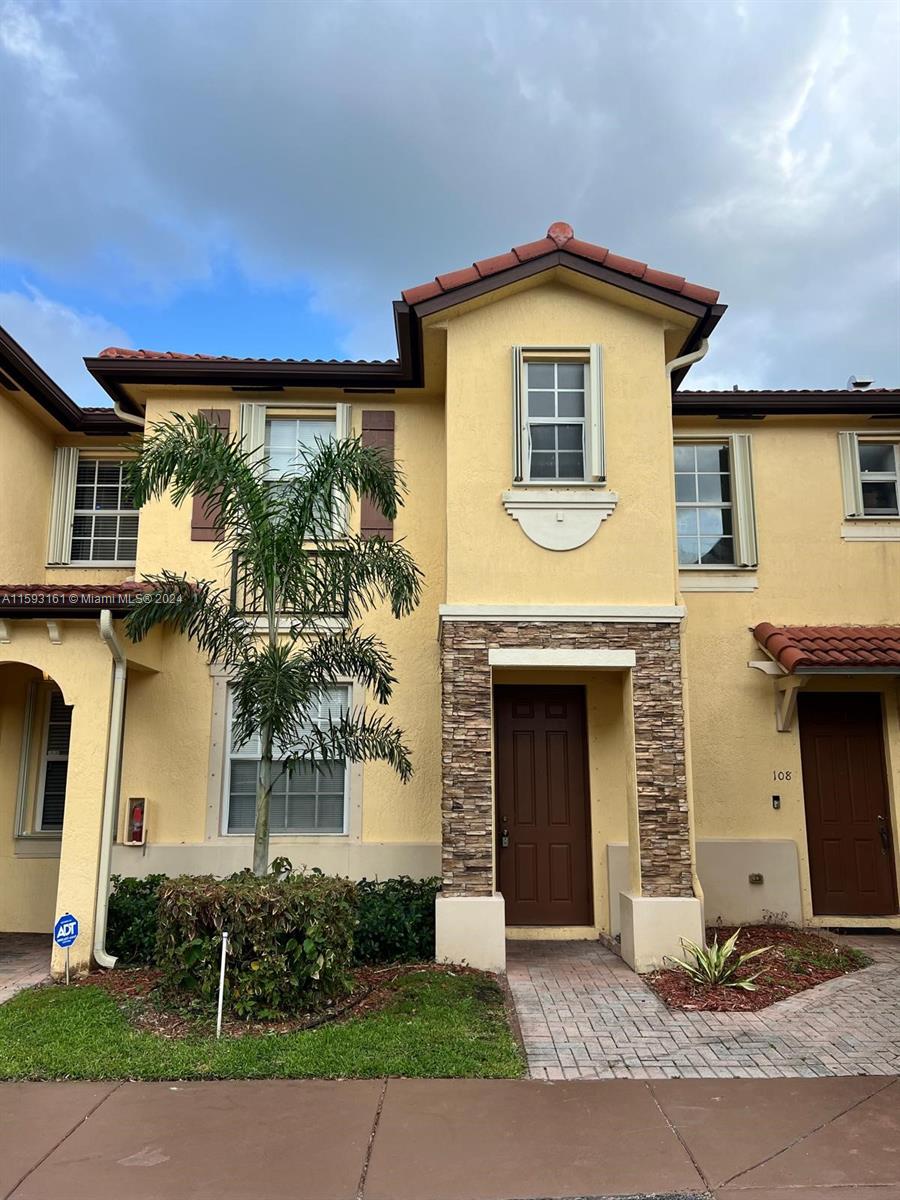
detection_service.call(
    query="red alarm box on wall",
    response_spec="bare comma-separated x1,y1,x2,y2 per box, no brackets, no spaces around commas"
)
125,797,147,846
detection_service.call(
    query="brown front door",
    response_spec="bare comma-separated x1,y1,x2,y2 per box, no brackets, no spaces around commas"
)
799,693,898,916
494,685,593,925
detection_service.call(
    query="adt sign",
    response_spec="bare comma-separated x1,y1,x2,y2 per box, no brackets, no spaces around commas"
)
53,913,79,949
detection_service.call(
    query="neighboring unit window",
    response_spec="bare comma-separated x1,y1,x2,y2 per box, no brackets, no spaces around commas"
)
858,442,899,516
526,361,588,481
70,458,138,563
226,686,348,835
674,434,758,568
675,442,734,565
38,688,71,832
264,416,337,481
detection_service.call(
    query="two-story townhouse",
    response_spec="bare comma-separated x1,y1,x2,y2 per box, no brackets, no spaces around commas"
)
1,222,898,980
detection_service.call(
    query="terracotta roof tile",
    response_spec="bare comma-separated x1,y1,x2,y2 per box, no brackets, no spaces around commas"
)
401,223,719,307
754,623,900,674
98,347,398,365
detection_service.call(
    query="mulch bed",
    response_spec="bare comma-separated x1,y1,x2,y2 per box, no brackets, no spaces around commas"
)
75,961,473,1039
646,925,870,1013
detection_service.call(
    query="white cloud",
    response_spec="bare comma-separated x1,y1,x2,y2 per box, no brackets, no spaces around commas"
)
0,0,898,386
0,287,131,405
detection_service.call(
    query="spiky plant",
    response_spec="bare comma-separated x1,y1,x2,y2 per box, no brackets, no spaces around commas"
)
125,413,422,875
665,929,771,991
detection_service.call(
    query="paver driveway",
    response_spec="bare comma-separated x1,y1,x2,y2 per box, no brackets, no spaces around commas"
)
0,936,49,1006
507,932,900,1079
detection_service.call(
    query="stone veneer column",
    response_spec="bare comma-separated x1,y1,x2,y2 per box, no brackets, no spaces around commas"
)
439,619,695,900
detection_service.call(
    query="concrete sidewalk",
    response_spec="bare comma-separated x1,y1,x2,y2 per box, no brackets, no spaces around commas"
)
1,1076,897,1200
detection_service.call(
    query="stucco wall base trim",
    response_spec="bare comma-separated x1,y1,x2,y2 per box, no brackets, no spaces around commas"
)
435,893,506,973
110,841,441,881
619,892,703,973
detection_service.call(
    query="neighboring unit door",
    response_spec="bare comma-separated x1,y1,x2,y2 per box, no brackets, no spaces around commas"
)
494,685,593,925
799,693,898,917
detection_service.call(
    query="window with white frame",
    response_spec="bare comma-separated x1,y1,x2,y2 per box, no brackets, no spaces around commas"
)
264,415,338,481
674,435,758,568
47,450,138,565
512,346,605,484
225,686,349,835
37,688,71,832
70,458,138,562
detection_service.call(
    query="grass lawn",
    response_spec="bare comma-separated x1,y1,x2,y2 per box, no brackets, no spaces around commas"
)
0,970,524,1081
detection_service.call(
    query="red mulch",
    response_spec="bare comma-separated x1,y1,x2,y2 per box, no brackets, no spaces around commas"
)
74,961,475,1039
646,925,870,1013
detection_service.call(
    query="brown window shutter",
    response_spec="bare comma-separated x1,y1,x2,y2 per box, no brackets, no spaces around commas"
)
191,409,231,542
360,410,395,540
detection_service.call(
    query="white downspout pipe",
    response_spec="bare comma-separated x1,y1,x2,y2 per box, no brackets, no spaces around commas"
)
666,337,709,378
113,401,145,428
95,610,126,968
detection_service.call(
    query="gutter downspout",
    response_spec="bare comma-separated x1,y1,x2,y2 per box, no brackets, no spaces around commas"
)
666,337,709,378
95,610,126,968
666,337,709,911
113,401,146,428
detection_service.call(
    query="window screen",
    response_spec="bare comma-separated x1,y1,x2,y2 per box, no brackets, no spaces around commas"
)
70,458,138,563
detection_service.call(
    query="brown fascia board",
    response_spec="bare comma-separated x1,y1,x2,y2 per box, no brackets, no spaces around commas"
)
0,324,129,434
85,300,423,411
84,257,720,407
674,390,900,417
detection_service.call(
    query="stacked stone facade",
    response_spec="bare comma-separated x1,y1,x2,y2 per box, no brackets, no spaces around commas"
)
440,619,693,900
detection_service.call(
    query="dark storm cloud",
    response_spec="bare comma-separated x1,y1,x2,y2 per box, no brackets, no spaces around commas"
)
1,0,898,390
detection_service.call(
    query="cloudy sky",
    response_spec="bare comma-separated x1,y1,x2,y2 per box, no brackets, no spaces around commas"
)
1,0,898,405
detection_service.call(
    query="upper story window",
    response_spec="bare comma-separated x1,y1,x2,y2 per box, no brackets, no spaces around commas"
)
526,361,588,481
70,458,138,563
224,685,349,836
512,346,605,485
674,434,758,569
839,433,900,520
48,449,138,566
264,415,338,481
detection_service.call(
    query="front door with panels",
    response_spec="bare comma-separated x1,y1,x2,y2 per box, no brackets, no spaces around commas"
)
494,685,593,925
799,693,898,917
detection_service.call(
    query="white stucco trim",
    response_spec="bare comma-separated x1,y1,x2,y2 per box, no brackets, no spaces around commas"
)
439,604,685,624
841,521,900,541
435,894,506,973
488,648,635,669
679,572,759,592
501,488,618,551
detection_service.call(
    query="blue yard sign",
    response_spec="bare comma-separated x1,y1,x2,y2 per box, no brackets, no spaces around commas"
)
53,913,79,949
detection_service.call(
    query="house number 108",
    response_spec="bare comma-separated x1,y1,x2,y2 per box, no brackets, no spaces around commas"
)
772,770,792,781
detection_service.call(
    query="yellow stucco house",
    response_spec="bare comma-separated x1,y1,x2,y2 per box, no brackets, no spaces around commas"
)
2,222,898,980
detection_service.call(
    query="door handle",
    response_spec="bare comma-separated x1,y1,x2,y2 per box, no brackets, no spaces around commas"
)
501,829,510,848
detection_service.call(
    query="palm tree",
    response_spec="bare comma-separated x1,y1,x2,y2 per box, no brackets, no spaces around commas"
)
124,413,422,875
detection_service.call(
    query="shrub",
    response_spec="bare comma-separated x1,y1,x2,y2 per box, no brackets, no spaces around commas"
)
107,874,168,965
155,871,358,1019
666,928,770,991
354,876,440,964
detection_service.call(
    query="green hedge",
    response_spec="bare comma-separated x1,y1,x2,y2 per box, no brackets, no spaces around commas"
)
354,876,440,964
155,872,358,1019
107,874,167,965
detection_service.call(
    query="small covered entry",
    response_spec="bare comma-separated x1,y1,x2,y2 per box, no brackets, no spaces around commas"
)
435,607,704,974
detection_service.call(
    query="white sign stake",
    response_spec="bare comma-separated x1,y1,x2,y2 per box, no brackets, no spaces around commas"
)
216,931,229,1039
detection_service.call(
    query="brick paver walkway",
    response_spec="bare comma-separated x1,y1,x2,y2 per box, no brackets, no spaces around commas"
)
507,932,900,1080
0,935,50,1005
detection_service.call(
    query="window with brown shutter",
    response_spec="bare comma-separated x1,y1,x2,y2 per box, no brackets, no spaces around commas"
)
360,410,395,540
191,408,231,542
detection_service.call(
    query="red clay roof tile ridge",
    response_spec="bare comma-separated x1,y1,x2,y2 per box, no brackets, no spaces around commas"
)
401,222,719,305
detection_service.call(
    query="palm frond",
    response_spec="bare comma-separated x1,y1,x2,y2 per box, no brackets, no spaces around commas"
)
293,628,397,704
124,573,252,666
285,708,413,783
